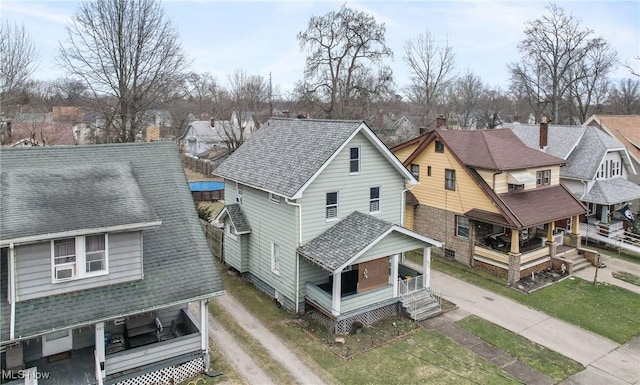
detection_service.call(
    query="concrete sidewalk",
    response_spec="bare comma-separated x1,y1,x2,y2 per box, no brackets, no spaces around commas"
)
430,269,640,385
573,253,640,295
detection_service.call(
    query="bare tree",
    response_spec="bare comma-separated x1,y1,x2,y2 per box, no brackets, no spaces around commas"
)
58,0,188,142
608,78,640,114
0,21,38,107
297,4,393,118
625,56,640,77
508,4,606,123
567,38,617,123
477,87,510,129
448,70,483,129
403,29,455,121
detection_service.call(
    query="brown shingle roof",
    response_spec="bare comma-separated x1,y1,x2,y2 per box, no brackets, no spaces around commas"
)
437,129,565,170
498,185,587,228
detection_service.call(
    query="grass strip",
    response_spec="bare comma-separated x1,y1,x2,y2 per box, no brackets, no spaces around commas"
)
431,256,640,344
456,315,584,382
612,271,640,286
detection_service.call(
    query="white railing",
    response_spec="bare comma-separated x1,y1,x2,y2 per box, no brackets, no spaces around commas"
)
398,275,424,297
94,349,104,385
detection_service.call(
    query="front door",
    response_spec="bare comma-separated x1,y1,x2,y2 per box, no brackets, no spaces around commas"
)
42,329,72,356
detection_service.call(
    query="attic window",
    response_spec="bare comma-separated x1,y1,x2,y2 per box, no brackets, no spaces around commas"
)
349,147,361,173
435,141,444,153
410,164,420,181
52,235,108,282
269,193,281,204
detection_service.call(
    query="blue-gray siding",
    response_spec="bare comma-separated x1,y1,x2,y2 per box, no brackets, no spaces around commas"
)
299,133,405,244
14,231,144,301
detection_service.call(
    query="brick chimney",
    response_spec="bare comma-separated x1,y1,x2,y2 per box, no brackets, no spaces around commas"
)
539,116,548,149
210,118,215,128
436,114,446,129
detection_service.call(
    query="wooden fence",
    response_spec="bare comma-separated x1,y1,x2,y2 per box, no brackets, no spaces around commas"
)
182,154,214,176
200,219,224,262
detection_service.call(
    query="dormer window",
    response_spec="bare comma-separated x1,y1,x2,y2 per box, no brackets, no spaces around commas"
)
52,234,108,282
536,170,551,186
349,147,360,173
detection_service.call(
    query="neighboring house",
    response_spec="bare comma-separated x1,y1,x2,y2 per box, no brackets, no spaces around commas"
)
392,127,587,285
214,118,442,334
584,115,640,185
179,119,234,156
0,142,224,385
1,121,76,147
505,119,640,239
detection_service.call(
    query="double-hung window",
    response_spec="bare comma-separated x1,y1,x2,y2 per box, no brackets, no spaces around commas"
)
349,147,360,173
271,242,280,275
52,234,107,282
456,216,469,238
536,169,551,186
445,169,456,191
370,187,381,213
410,164,420,181
326,192,338,220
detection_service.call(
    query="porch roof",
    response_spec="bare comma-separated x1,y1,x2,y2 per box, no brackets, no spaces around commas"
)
466,185,587,229
581,177,640,205
497,185,587,228
298,211,441,272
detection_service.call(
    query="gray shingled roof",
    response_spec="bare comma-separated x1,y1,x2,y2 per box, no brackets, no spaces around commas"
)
297,211,394,272
1,162,157,241
581,177,640,205
223,204,251,233
214,118,364,198
504,123,586,159
564,127,627,180
0,142,224,340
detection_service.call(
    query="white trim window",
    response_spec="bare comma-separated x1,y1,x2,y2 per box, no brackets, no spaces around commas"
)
369,186,381,213
456,216,469,239
536,169,551,186
269,192,281,204
271,242,281,275
52,234,108,282
410,164,420,181
236,182,244,204
225,222,238,241
349,147,360,174
326,192,339,220
445,169,456,191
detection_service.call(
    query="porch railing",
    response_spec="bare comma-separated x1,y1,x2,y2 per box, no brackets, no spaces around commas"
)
398,275,424,297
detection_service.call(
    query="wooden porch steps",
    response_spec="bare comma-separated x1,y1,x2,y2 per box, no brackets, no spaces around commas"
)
558,248,592,273
400,289,442,322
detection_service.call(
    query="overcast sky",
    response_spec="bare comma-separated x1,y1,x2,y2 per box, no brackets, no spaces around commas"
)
2,0,639,97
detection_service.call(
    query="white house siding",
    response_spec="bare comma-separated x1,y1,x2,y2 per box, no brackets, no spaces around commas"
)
223,230,243,272
299,132,405,244
14,231,144,301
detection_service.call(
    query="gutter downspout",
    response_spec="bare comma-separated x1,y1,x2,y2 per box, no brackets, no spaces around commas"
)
286,198,302,313
9,243,16,340
492,171,503,190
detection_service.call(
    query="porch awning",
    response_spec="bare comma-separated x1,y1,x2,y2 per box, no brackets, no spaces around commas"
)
507,170,536,184
298,211,441,272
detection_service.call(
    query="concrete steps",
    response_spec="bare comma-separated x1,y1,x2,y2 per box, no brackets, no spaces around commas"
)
559,249,592,273
401,289,442,321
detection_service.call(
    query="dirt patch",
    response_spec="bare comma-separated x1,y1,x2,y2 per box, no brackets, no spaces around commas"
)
515,269,569,293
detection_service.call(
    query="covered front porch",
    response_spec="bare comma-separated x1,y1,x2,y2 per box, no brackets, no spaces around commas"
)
3,302,209,385
469,211,583,285
298,211,442,334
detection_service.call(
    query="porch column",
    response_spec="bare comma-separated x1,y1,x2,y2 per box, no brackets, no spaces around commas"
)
331,270,342,316
200,300,210,371
510,229,520,254
570,215,582,248
95,322,105,381
601,206,609,223
547,222,555,244
391,253,399,297
422,247,431,289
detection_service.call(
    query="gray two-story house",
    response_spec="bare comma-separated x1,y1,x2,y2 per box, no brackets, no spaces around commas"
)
214,118,442,334
0,142,224,385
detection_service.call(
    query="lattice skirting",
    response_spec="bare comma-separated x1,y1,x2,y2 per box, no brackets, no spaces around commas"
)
311,303,400,335
114,357,204,385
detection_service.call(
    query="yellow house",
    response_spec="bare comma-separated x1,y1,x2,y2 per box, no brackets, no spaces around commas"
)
392,127,587,285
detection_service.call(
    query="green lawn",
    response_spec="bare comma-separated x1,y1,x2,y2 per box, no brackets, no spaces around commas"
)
456,315,584,382
430,255,640,344
215,262,521,385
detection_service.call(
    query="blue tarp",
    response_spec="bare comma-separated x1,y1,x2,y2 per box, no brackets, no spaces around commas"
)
189,181,225,192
